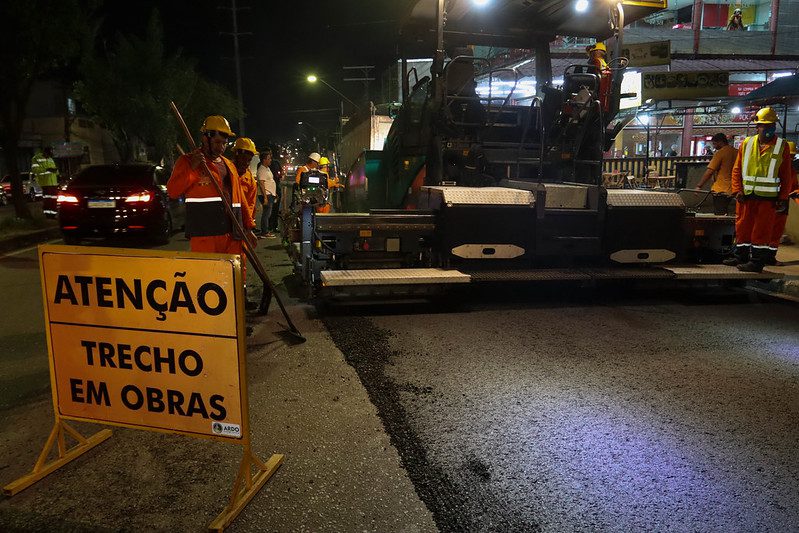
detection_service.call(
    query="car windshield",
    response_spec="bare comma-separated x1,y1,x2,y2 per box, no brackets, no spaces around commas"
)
72,166,154,186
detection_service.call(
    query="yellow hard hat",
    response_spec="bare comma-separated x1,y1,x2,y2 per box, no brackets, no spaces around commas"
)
233,137,257,154
200,115,235,137
754,107,778,125
788,141,796,155
319,156,330,165
587,42,607,54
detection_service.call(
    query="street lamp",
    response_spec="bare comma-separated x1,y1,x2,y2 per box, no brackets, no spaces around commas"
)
306,74,361,113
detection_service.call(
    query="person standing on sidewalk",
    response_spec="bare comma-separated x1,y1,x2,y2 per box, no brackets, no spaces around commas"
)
31,146,58,202
697,133,737,215
725,107,793,272
166,115,257,254
232,137,259,230
257,149,277,237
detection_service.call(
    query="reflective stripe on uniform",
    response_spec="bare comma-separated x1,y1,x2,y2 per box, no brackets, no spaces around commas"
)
185,196,223,203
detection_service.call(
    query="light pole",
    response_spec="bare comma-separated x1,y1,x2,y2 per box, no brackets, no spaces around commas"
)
306,74,361,113
306,75,359,172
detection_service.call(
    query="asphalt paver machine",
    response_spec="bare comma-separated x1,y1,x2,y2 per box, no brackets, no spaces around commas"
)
291,0,780,298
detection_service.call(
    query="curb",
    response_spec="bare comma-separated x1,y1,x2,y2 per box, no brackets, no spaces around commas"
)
0,226,62,255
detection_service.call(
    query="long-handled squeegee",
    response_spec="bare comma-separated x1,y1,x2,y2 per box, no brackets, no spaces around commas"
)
169,101,306,343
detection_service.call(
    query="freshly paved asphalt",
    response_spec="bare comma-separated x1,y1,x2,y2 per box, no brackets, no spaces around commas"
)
325,285,799,532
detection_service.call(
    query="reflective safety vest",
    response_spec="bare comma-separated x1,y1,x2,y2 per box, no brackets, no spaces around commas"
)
741,135,784,198
31,151,58,187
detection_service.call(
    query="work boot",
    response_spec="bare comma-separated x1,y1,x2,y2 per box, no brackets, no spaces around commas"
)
737,261,763,273
723,245,749,266
737,246,765,272
761,249,778,266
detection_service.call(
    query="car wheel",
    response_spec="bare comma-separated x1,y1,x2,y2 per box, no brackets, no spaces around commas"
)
152,212,172,245
0,194,7,206
28,189,36,202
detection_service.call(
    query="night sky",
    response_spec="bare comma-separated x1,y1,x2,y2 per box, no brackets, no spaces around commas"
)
98,1,411,145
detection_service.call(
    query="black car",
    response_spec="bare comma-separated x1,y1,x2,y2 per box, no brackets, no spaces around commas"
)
58,164,184,245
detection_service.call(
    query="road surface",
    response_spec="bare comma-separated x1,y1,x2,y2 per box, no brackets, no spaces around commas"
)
325,285,799,532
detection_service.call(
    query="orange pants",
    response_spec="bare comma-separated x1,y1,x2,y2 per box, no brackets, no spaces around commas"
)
191,234,248,282
735,198,778,250
772,213,788,248
190,234,242,254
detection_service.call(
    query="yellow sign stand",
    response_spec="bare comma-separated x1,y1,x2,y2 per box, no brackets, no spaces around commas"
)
2,245,283,531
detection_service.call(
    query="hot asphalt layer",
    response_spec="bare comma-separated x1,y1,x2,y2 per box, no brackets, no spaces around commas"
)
324,286,799,533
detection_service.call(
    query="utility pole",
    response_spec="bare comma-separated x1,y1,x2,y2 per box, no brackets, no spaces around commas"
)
343,65,375,108
220,0,251,135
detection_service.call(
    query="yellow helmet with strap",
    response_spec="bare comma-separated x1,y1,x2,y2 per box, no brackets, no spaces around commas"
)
754,107,778,125
233,137,257,154
200,115,235,137
586,42,606,55
319,156,330,165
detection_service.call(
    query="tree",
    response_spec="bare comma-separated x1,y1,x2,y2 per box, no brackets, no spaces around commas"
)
0,0,98,219
76,11,242,165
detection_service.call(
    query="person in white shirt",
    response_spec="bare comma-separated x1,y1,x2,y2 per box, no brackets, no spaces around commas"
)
256,150,277,237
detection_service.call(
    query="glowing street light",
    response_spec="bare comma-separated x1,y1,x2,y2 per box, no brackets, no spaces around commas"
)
575,0,589,13
473,0,490,6
731,106,742,115
305,73,361,112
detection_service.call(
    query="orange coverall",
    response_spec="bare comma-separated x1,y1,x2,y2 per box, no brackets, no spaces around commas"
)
731,137,792,254
166,152,254,255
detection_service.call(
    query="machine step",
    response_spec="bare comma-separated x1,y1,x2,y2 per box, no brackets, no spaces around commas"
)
664,265,783,280
321,268,471,287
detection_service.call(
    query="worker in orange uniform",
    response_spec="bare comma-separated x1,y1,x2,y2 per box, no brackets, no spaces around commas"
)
586,42,611,112
725,107,793,272
696,133,737,215
231,137,261,309
167,115,257,255
768,141,799,264
232,137,259,229
294,152,321,185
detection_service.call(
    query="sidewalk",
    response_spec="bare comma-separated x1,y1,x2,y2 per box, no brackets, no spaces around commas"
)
0,203,60,254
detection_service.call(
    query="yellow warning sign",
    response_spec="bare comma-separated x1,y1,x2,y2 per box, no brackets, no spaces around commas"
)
40,245,247,441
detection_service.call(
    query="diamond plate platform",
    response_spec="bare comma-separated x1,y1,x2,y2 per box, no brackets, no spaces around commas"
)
606,190,685,208
665,265,784,280
321,268,471,287
419,186,535,208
